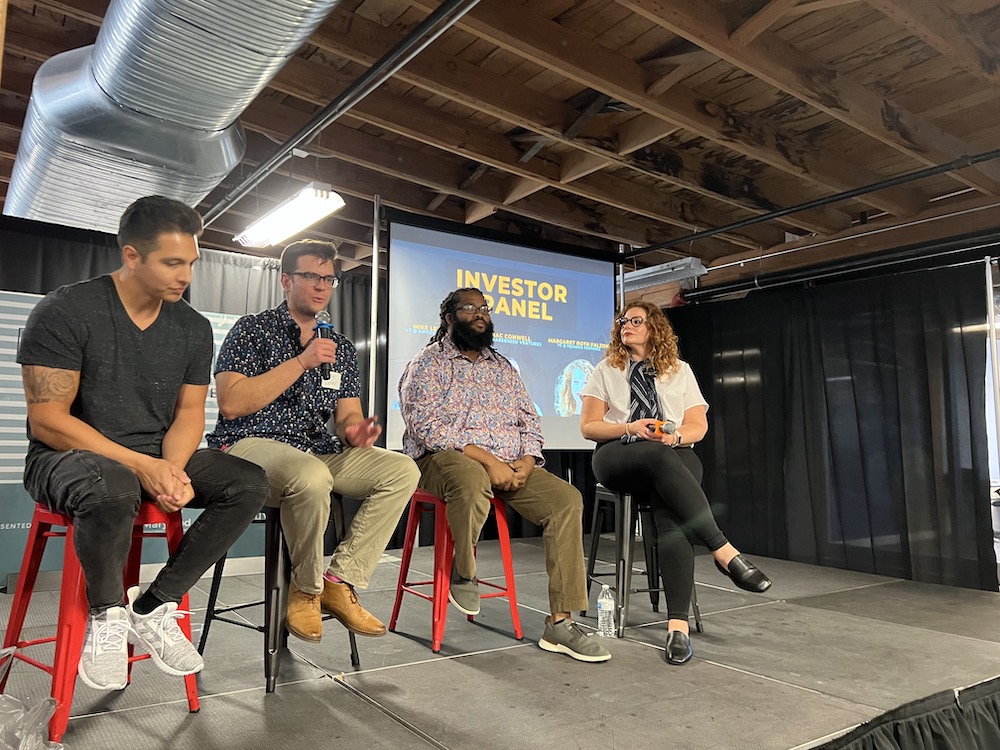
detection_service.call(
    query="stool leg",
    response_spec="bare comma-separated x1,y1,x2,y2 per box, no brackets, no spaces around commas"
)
348,632,360,669
161,515,199,713
431,506,452,653
48,526,89,744
263,510,285,693
197,554,228,654
639,509,660,612
1,516,51,690
615,494,634,639
389,499,422,632
123,523,144,684
692,583,704,633
582,496,604,615
491,499,523,640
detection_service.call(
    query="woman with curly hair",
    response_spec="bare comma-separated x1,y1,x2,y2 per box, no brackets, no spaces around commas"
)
579,301,771,666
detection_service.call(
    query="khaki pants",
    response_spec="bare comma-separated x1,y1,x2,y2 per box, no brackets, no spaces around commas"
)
227,438,419,594
416,450,587,613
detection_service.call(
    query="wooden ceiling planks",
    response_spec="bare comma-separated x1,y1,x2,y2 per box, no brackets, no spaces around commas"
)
0,0,997,290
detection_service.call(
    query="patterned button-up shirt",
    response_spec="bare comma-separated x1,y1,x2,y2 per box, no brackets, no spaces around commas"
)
207,301,360,455
398,336,544,464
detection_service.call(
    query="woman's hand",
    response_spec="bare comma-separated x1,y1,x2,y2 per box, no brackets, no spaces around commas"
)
625,418,661,441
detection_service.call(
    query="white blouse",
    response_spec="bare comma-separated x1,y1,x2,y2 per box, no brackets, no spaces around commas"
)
580,357,709,425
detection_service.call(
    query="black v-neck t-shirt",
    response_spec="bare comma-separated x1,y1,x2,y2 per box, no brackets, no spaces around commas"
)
17,275,213,457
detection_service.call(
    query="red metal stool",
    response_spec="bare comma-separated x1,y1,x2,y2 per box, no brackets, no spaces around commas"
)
389,489,523,652
0,503,200,742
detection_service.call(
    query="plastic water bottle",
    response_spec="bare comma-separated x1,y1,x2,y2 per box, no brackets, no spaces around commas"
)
597,584,615,637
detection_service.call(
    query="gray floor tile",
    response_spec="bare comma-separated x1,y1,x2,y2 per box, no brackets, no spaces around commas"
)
633,599,1000,710
65,677,435,749
0,537,995,749
795,578,1000,643
342,638,879,750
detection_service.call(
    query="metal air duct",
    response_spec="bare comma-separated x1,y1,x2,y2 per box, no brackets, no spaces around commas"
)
5,0,342,234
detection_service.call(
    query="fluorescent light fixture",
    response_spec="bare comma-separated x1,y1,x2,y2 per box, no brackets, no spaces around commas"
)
624,257,707,292
234,181,345,247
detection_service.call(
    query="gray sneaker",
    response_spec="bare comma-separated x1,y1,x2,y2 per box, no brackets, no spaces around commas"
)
448,575,481,616
538,617,612,663
78,606,130,690
126,586,203,676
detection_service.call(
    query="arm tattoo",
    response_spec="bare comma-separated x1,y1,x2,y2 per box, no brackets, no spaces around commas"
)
23,367,77,404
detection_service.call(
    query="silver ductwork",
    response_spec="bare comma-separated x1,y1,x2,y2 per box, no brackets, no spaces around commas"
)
5,0,342,234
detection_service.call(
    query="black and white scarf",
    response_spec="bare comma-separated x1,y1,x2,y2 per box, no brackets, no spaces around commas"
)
621,359,662,444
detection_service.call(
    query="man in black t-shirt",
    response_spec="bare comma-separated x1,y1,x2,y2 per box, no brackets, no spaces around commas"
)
16,196,268,691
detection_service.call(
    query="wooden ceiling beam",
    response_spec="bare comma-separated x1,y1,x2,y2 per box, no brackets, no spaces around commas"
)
730,0,800,47
409,0,922,218
0,0,8,90
269,60,781,249
704,194,1000,286
619,0,1000,195
312,6,850,234
865,0,1000,88
4,4,845,238
240,99,733,253
16,0,108,27
785,0,863,17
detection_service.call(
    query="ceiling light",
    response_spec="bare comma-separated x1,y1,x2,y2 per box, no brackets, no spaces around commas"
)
234,181,345,247
624,257,707,291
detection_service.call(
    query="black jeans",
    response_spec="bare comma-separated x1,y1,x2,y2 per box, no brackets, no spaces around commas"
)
592,440,728,622
24,447,268,613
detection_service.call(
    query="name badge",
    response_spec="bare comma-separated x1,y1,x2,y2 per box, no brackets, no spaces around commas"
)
321,371,342,390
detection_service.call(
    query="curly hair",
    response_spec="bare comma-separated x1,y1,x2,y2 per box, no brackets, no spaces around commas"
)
605,300,680,374
430,287,482,349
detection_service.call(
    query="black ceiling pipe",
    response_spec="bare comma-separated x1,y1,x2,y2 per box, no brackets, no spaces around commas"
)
682,230,1000,303
623,146,1000,261
203,0,482,227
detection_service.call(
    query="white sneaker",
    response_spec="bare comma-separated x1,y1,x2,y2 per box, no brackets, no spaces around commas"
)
125,586,203,676
78,607,130,690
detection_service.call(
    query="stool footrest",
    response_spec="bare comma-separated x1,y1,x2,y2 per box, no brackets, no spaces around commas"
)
2,504,200,742
390,491,523,649
209,614,266,635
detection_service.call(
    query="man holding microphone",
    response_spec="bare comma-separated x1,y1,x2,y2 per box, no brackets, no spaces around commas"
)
209,239,418,644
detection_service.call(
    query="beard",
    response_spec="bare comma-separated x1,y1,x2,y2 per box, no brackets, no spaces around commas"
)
451,317,494,351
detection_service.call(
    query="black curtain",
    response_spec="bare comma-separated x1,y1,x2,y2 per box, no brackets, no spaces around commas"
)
0,216,120,292
670,263,996,591
815,675,1000,750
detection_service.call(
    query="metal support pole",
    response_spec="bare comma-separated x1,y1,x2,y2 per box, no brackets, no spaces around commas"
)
616,243,626,312
985,258,1000,492
369,195,382,418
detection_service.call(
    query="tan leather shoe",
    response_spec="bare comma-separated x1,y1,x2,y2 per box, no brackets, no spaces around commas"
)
320,580,387,637
286,584,323,642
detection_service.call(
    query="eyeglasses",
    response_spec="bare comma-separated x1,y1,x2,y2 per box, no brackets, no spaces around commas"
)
617,316,647,328
457,304,492,315
288,271,339,288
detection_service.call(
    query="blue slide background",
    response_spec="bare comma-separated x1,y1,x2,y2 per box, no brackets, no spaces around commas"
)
386,224,615,451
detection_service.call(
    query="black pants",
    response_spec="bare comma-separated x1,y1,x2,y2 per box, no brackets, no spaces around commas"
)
24,447,268,613
592,440,728,621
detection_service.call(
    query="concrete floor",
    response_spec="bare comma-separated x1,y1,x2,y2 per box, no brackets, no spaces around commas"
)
2,535,999,750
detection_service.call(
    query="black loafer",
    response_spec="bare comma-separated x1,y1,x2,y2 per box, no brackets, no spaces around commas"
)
715,554,772,593
665,630,692,665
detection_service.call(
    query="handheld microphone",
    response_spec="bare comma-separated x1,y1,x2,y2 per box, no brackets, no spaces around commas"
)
648,419,676,435
314,311,334,380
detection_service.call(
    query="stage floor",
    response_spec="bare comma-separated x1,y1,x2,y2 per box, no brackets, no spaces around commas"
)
2,535,998,750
